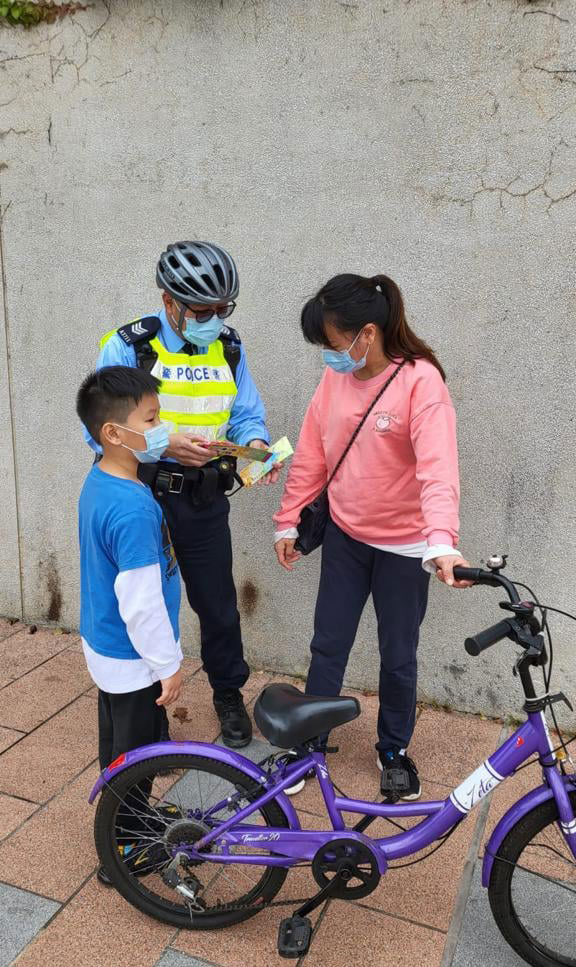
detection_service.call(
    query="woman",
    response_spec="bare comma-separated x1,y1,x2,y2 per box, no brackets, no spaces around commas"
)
274,273,472,800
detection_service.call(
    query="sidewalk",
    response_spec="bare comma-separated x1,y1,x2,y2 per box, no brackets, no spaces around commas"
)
0,618,532,967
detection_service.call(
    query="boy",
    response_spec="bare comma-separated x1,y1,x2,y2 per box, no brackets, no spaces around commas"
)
76,366,183,885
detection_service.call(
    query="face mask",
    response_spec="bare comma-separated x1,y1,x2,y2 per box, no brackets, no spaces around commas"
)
169,308,223,348
114,422,173,463
322,330,369,374
182,315,224,347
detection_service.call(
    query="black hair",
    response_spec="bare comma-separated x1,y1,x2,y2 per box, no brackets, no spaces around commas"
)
76,366,161,443
301,273,445,379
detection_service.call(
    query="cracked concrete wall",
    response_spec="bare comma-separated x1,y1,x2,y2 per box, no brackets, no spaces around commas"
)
1,0,575,724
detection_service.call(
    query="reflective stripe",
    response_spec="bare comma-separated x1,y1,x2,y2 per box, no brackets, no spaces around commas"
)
159,421,229,441
158,394,236,415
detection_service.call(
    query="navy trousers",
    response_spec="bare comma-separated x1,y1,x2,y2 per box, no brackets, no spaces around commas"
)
159,492,250,695
305,519,430,752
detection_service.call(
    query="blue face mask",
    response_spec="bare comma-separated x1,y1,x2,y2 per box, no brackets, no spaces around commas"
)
182,314,224,348
116,422,173,463
322,330,369,374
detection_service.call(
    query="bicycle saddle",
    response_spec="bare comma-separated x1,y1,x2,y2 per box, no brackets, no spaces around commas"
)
254,683,360,748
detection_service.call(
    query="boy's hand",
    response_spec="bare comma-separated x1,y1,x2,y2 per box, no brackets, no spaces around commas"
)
156,669,183,707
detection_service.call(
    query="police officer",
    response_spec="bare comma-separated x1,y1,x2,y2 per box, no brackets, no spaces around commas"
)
85,241,279,747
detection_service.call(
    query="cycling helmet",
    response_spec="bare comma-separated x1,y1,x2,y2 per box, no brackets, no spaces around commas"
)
156,240,239,305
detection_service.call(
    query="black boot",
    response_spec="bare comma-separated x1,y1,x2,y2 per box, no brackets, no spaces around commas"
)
213,689,252,748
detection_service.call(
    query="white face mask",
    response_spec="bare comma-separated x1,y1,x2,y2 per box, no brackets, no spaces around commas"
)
113,422,173,463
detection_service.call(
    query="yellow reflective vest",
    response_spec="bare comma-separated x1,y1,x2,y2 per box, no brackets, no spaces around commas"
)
100,320,238,441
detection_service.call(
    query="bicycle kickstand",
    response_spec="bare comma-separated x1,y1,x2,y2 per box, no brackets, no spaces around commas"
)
277,867,349,959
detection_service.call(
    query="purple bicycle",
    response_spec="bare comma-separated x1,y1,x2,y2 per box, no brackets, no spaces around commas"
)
90,559,576,965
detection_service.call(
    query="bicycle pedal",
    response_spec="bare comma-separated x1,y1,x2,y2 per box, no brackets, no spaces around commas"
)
277,915,312,958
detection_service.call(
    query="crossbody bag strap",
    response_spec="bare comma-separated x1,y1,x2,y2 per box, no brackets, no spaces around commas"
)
324,360,406,492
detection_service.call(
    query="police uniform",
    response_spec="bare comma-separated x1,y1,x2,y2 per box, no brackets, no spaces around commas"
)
85,308,270,726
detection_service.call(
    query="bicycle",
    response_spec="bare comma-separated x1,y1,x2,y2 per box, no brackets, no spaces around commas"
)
90,558,576,965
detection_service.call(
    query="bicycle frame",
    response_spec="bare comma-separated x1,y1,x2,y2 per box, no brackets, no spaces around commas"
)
90,706,576,877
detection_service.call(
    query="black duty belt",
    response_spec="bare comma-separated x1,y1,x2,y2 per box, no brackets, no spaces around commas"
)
138,459,240,506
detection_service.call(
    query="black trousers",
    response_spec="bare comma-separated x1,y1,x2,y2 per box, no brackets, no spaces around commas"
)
98,682,164,841
158,490,250,695
305,519,430,752
98,681,164,770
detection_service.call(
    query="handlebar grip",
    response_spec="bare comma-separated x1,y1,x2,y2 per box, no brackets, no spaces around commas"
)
465,619,512,656
453,566,484,582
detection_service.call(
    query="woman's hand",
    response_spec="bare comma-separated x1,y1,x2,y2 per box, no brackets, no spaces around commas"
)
433,555,474,588
250,439,283,485
165,433,214,467
275,538,301,571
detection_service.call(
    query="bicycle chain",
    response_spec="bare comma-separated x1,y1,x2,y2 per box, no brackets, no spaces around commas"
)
198,864,315,915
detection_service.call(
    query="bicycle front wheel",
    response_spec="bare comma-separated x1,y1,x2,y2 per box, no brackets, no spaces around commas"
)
488,790,576,967
94,753,292,929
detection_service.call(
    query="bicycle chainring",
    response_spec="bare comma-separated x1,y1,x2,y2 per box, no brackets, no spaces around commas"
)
312,838,381,899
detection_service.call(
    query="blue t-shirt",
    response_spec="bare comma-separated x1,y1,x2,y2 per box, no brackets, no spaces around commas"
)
79,465,180,659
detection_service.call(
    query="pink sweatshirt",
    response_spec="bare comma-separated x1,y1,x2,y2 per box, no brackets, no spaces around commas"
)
274,359,460,548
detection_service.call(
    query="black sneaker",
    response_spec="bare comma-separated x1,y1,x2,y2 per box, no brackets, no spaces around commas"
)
377,750,421,801
98,804,182,886
283,750,315,796
97,842,169,887
213,689,252,748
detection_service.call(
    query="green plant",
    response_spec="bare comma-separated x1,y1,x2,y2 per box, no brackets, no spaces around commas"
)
0,1,88,26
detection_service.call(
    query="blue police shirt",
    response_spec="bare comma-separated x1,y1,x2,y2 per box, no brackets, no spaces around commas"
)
79,465,181,659
83,308,269,455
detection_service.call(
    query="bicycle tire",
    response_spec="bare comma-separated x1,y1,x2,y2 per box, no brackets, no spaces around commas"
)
94,753,291,929
488,791,576,967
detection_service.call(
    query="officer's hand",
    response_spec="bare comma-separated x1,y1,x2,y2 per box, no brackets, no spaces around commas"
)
165,433,214,467
275,538,301,571
250,439,283,485
156,668,182,707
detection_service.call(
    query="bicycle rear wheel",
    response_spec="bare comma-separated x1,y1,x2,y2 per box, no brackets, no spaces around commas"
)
94,753,292,929
488,790,576,967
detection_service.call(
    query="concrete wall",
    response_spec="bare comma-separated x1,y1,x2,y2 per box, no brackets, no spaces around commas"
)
1,0,575,724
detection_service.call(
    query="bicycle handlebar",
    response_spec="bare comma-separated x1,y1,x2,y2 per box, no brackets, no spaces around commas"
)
464,619,513,657
453,566,521,604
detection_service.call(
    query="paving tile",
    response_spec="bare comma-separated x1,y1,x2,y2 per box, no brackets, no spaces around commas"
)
0,763,99,901
0,695,98,802
12,876,174,967
0,628,69,689
167,674,223,744
451,867,525,966
0,725,24,753
361,779,479,932
0,881,60,967
0,649,92,731
0,792,39,840
173,866,320,967
156,953,219,967
0,617,24,642
409,708,503,789
299,901,446,967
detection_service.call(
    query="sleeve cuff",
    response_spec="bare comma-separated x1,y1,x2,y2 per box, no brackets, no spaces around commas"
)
152,655,182,680
274,527,299,543
427,530,457,547
421,545,463,574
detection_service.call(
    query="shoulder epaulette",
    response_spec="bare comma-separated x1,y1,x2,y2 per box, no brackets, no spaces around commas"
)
219,324,241,344
116,316,161,346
